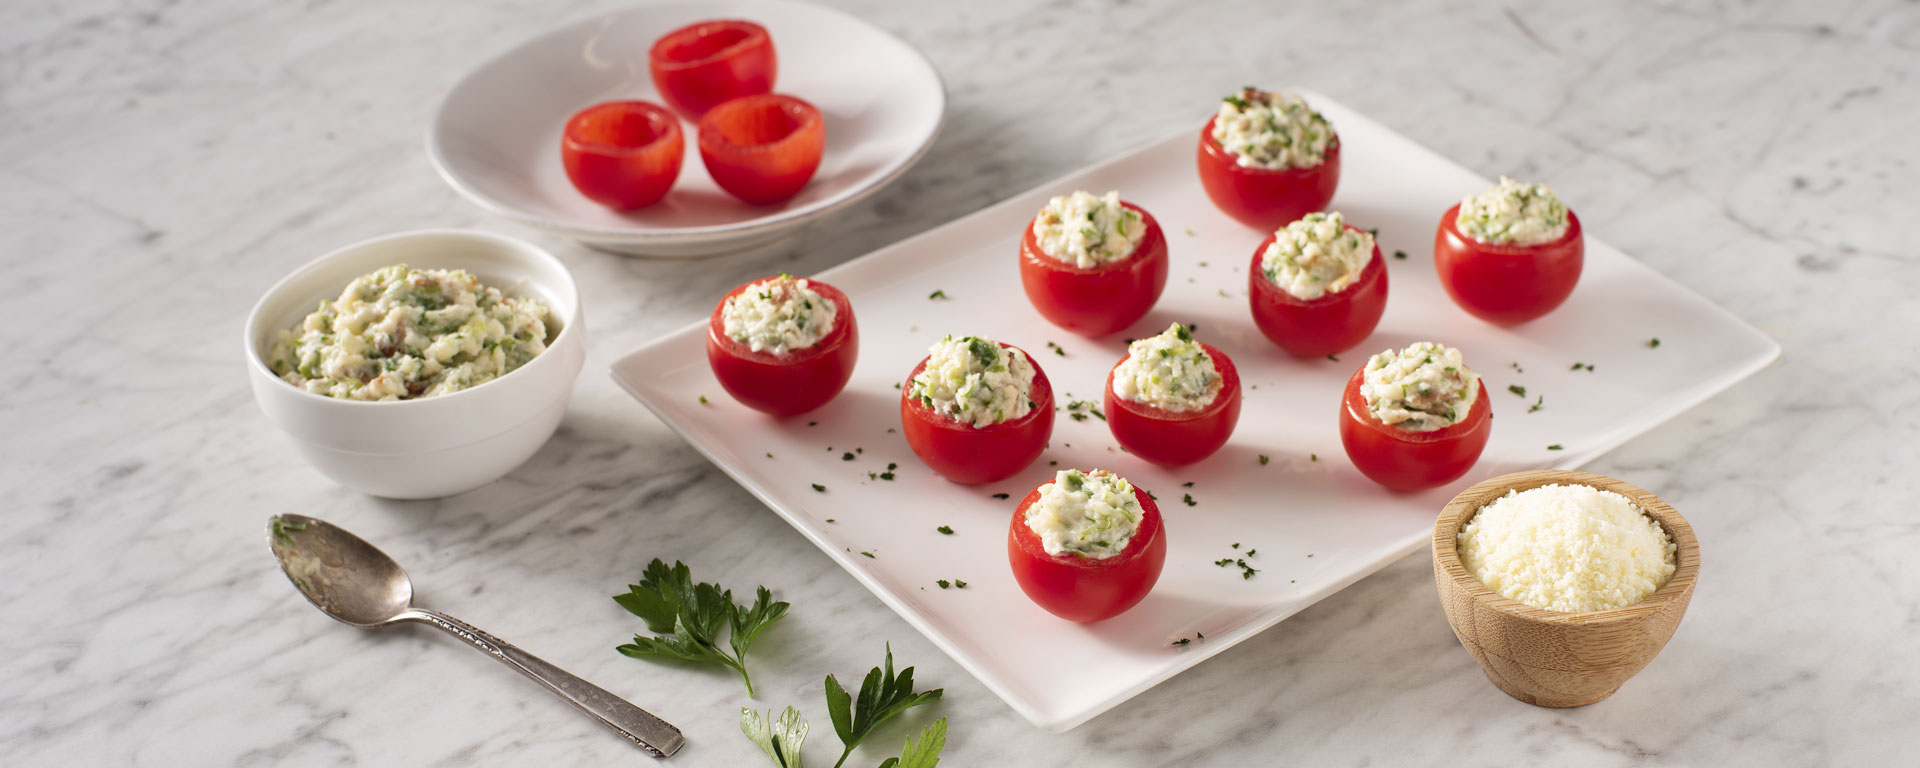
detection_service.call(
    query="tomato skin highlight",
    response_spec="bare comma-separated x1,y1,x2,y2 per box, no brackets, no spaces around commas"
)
648,19,777,121
561,100,685,210
1434,204,1584,325
899,344,1054,486
1103,342,1242,468
1007,482,1167,623
1196,115,1341,231
705,279,858,417
1247,227,1389,358
698,94,825,205
1018,202,1171,337
1337,367,1491,492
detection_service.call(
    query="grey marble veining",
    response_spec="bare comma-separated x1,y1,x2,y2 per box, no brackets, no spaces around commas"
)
4,0,1917,765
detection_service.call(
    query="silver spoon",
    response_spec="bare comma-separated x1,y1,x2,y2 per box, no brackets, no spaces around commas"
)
267,513,685,758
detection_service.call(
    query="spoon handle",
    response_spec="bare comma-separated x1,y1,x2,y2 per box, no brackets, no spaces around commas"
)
405,608,686,758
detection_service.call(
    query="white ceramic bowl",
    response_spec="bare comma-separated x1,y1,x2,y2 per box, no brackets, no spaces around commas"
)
426,0,945,258
243,230,586,499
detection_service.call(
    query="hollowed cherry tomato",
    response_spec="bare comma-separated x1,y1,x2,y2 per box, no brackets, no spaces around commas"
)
1337,367,1491,492
1007,479,1166,622
1103,342,1242,467
1434,203,1584,325
698,94,824,205
1018,201,1170,337
706,278,857,417
1196,115,1340,231
900,344,1054,486
561,100,684,210
648,19,776,121
1246,226,1389,358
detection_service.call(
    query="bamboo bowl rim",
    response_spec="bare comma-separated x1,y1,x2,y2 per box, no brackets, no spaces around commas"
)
1433,469,1701,625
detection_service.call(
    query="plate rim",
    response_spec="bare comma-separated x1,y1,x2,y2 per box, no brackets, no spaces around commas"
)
424,0,949,245
607,91,1781,729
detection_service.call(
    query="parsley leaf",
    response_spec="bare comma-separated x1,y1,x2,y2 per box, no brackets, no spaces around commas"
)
936,525,954,535
740,706,808,768
615,559,789,697
927,290,947,300
876,718,948,768
825,645,944,768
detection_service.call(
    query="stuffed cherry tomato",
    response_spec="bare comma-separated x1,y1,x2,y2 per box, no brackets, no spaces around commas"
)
1338,342,1491,492
1196,88,1340,231
706,275,857,417
698,93,824,205
1008,469,1167,622
900,336,1053,485
1019,190,1170,336
1103,323,1241,467
1247,211,1388,358
561,100,684,210
648,19,776,121
1435,178,1584,325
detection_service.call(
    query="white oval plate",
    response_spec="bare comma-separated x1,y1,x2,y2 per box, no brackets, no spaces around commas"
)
427,0,945,258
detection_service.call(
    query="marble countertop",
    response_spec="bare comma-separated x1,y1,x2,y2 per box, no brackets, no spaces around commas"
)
5,0,1915,764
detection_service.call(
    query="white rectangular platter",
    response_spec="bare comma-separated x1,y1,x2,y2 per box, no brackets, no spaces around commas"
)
611,91,1779,731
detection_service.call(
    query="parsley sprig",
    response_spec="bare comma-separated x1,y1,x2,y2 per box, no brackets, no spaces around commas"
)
826,645,944,768
614,559,790,697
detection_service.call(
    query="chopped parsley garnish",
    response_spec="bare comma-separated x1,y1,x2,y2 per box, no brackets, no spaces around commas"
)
1508,384,1527,397
1511,362,1524,373
1547,444,1564,451
1393,250,1407,260
1528,396,1544,413
766,452,774,459
1258,454,1270,465
937,579,950,589
1218,289,1230,298
1046,340,1066,357
953,580,967,589
859,551,875,559
811,483,827,492
1182,493,1197,507
842,452,855,461
1309,453,1317,462
928,290,948,300
825,518,836,523
936,525,953,535
1065,400,1107,421
1571,362,1595,372
808,421,818,427
698,395,708,404
1185,228,1196,236
1326,354,1339,362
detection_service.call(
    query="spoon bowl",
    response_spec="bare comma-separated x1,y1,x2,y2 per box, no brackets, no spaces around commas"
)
266,514,685,757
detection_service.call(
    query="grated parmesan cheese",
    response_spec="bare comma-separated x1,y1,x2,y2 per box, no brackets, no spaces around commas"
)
1457,484,1676,613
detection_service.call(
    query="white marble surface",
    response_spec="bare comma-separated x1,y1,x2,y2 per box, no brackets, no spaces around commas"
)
4,0,1916,765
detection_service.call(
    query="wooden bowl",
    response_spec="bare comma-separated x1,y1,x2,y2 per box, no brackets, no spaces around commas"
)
1432,470,1700,707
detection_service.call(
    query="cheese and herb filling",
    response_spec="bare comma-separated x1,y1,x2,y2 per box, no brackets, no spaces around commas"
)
1031,190,1146,268
1360,342,1479,431
721,275,838,354
1458,484,1677,613
1211,87,1335,170
908,335,1036,428
269,264,550,401
1456,177,1571,246
1260,211,1374,301
1111,323,1221,412
1024,469,1145,559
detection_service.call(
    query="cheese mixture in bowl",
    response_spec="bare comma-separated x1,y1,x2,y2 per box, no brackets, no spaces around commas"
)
1456,177,1571,246
908,335,1036,428
1212,88,1335,170
1457,483,1677,612
1030,190,1146,268
1111,323,1220,412
1260,211,1374,301
720,274,837,354
1023,469,1145,559
1360,342,1479,431
269,264,550,401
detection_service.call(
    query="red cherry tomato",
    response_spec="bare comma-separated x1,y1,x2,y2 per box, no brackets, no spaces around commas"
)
1434,204,1585,325
1007,480,1167,622
1337,367,1491,492
698,94,824,205
1018,202,1170,337
561,101,684,210
1246,226,1389,358
900,344,1054,486
1103,342,1242,467
648,19,777,121
1196,115,1341,231
706,279,858,417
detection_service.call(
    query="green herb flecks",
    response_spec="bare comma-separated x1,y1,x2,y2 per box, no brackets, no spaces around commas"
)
936,525,953,535
1508,384,1527,397
927,290,948,300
